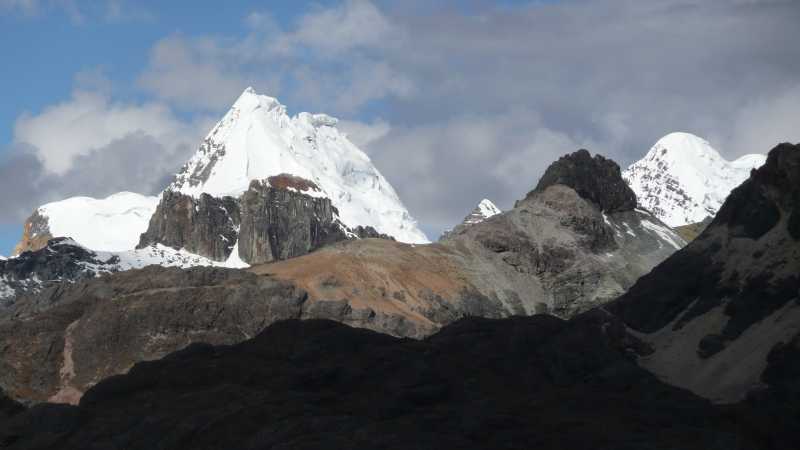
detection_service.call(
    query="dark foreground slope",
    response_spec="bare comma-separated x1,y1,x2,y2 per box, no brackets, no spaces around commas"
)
0,317,761,450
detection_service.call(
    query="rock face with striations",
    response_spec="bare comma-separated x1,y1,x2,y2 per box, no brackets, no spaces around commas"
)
139,177,390,265
137,191,240,261
610,142,800,403
530,149,638,213
239,180,349,264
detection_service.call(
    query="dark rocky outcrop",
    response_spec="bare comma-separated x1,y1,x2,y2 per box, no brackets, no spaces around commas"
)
238,180,350,264
0,318,763,450
529,149,637,213
137,190,240,261
0,238,118,309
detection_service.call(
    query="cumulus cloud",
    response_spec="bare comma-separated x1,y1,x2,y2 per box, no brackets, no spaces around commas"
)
723,84,800,157
138,36,276,111
0,87,212,223
13,90,203,175
360,110,592,234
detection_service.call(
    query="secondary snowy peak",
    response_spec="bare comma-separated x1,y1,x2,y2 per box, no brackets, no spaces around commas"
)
623,132,766,227
14,192,159,255
169,87,429,244
465,199,502,225
439,198,502,240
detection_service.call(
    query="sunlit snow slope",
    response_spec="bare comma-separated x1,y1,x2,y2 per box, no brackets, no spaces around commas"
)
37,192,158,251
169,87,429,243
623,132,766,227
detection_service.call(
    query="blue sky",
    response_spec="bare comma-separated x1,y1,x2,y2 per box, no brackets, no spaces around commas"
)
1,0,799,255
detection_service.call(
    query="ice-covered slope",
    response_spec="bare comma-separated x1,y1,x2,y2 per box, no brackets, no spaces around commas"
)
14,192,158,255
623,132,765,227
169,87,428,244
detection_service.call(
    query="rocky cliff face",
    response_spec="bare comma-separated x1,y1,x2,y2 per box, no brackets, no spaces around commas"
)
138,177,380,265
239,180,349,264
137,191,240,261
610,142,800,403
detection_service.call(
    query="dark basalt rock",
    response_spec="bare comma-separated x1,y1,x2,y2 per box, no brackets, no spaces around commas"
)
238,180,351,264
529,149,637,213
0,318,762,450
137,190,240,261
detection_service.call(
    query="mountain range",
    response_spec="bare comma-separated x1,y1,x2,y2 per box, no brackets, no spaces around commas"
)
0,88,797,448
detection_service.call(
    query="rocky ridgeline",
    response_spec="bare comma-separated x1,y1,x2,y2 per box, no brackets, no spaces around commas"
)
529,148,637,212
138,175,390,265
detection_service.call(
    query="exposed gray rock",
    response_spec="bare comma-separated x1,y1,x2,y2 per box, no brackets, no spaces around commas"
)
444,184,683,318
139,179,393,265
238,180,349,264
137,190,240,261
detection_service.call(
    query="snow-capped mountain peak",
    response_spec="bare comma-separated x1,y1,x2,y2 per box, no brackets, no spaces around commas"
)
467,199,502,225
439,198,502,240
169,87,429,244
623,132,766,227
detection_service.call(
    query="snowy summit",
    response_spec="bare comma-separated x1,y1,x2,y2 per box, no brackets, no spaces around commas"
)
465,199,502,226
623,132,766,227
169,87,429,244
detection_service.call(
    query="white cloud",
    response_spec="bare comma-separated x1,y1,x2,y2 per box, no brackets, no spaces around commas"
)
724,84,800,157
137,36,268,111
13,89,205,175
362,110,594,234
337,119,391,148
290,0,394,54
